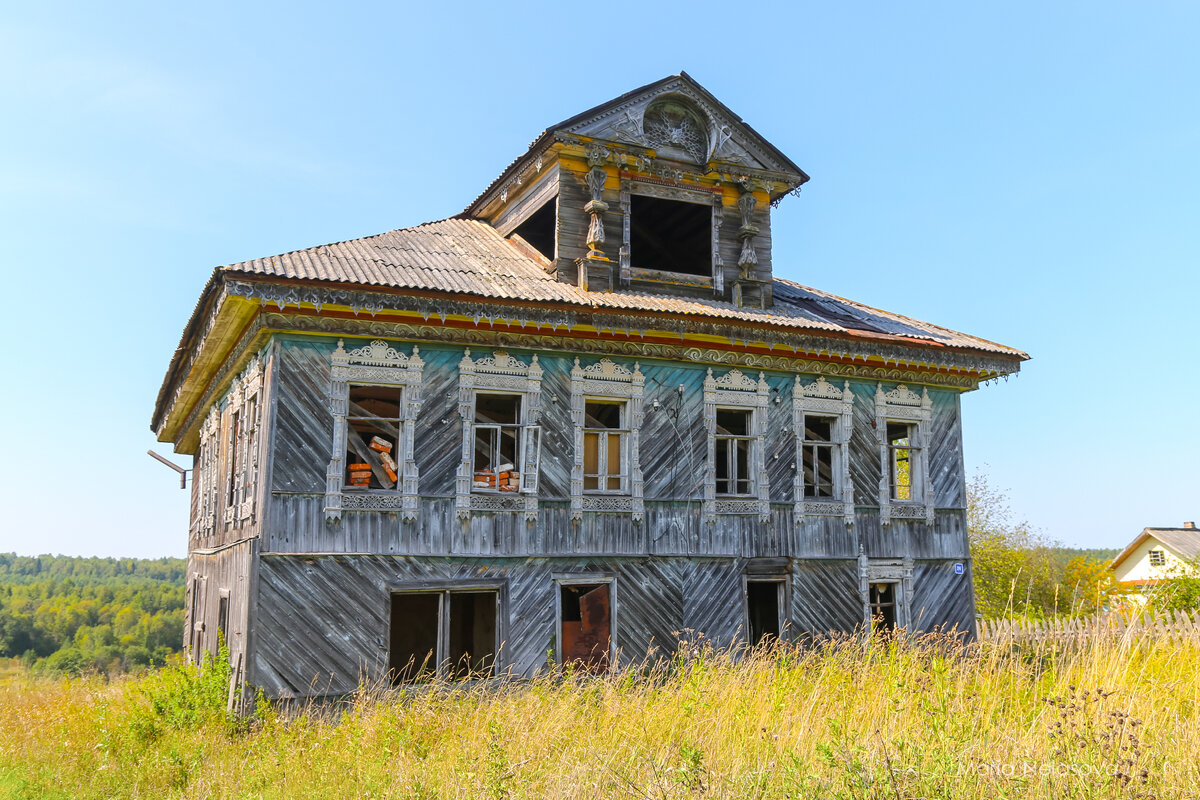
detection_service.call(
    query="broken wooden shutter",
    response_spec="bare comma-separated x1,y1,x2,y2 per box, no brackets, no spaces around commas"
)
519,425,541,494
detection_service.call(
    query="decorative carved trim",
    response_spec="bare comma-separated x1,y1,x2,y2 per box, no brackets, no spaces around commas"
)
618,184,631,287
642,96,710,163
457,349,543,524
703,368,770,524
570,357,645,523
875,383,934,527
859,554,915,631
196,406,221,540
793,376,855,526
324,340,424,523
736,190,759,270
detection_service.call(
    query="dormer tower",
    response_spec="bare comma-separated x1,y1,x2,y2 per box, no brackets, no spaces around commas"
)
464,73,809,309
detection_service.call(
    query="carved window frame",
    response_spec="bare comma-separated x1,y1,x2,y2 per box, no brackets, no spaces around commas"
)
324,340,424,523
792,376,855,526
222,356,263,527
456,349,543,523
570,357,645,522
875,383,934,526
703,368,770,523
858,555,914,631
620,178,724,292
196,406,221,541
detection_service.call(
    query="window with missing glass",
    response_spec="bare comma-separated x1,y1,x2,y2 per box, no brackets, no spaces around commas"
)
886,421,918,502
324,340,424,522
473,393,526,493
874,383,934,526
456,349,543,521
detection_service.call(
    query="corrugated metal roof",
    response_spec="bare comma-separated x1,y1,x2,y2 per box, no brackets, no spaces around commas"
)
221,217,1026,358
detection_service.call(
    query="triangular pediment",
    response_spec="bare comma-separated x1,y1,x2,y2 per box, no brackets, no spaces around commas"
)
553,73,807,178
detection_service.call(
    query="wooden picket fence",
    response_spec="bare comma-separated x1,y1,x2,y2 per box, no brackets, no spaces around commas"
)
979,609,1200,644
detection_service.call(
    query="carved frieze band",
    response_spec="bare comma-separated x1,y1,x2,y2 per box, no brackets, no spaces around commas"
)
792,376,855,526
324,340,424,523
220,282,1016,380
875,383,934,527
570,357,645,523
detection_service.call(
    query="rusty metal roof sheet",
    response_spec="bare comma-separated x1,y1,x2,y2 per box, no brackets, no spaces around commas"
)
222,217,1026,358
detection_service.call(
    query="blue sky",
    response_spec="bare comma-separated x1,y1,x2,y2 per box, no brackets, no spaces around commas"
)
1,1,1196,558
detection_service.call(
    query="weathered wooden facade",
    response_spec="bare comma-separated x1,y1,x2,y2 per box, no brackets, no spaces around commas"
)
153,74,1027,699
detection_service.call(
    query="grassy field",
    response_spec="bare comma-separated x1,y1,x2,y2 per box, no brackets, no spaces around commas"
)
1,633,1197,799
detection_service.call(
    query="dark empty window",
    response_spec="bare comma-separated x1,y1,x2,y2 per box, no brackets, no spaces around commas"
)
746,581,781,645
629,195,711,276
513,198,557,261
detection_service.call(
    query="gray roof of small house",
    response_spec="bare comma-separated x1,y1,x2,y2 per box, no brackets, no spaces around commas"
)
218,217,1027,359
1110,527,1200,572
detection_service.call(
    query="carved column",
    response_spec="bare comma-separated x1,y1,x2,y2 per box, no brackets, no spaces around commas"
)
618,183,631,286
585,147,609,259
736,188,759,272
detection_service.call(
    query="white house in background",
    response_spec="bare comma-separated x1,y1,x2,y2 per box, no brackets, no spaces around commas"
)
1110,522,1199,602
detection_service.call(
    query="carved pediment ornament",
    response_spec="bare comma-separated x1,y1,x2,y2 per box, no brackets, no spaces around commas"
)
642,98,710,163
333,338,417,367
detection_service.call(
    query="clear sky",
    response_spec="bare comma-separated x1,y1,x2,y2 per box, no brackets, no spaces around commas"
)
1,1,1196,559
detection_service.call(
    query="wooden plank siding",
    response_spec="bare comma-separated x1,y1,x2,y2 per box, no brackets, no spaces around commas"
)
185,540,255,671
261,337,969,559
218,334,982,697
248,552,975,698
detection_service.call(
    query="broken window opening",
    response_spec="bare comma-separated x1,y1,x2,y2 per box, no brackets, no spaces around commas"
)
802,416,836,499
345,384,402,491
473,394,523,492
746,580,782,646
628,194,711,277
512,197,557,261
216,593,229,653
715,409,753,496
886,422,918,502
583,401,627,493
1149,550,1166,567
389,589,498,684
559,583,611,673
869,582,898,631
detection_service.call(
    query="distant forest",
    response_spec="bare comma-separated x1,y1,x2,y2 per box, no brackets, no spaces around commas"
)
0,553,186,674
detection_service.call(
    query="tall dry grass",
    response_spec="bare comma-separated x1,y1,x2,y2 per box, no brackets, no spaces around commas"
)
1,632,1197,799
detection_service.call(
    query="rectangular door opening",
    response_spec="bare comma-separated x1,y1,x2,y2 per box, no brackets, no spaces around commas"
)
447,592,498,680
390,592,441,683
746,580,781,645
869,582,897,632
560,583,611,672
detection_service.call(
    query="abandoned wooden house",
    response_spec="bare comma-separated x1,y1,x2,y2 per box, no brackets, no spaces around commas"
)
152,73,1027,698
